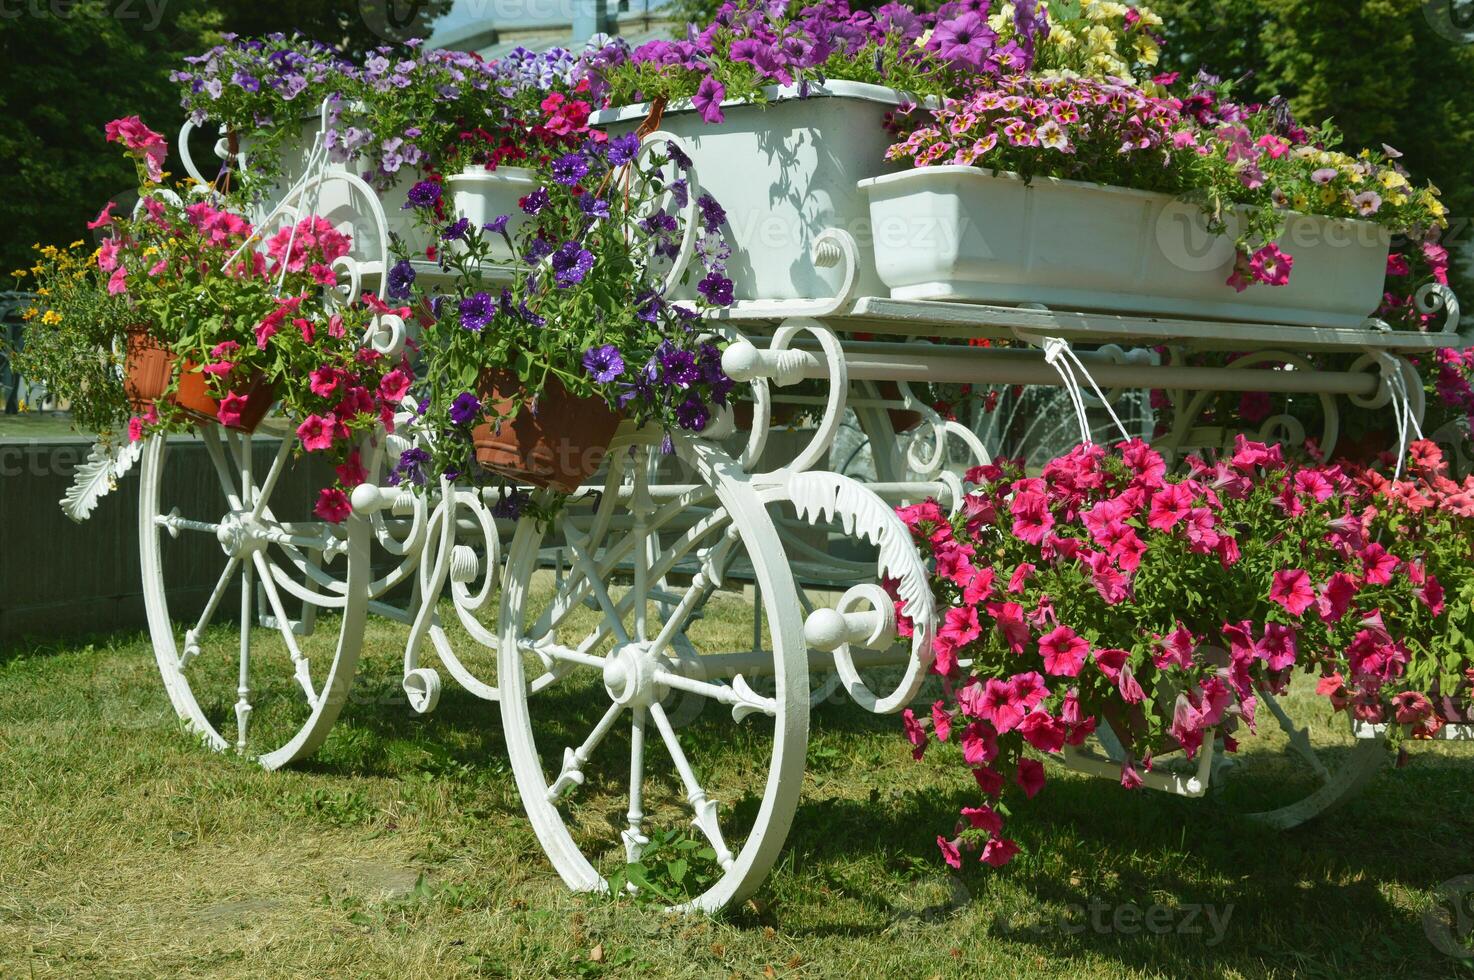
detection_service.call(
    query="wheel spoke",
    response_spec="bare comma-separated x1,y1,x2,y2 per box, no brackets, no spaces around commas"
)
201,426,244,510
653,668,776,721
155,511,222,537
648,701,735,869
622,705,649,865
253,553,318,706
249,435,294,522
1259,688,1331,783
178,557,241,669
548,701,625,801
565,532,630,645
235,559,254,752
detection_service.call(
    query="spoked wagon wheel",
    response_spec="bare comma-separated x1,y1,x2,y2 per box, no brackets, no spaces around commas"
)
139,424,369,769
1207,684,1386,829
498,433,809,912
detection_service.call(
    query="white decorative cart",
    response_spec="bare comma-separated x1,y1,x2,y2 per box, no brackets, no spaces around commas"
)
128,103,1473,913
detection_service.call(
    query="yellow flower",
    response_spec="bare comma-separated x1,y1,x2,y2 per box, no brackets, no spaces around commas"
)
1379,169,1409,190
10,268,26,278
1386,191,1408,207
36,286,50,296
1051,25,1078,50
1135,37,1160,66
1292,193,1310,211
41,310,62,326
21,306,38,320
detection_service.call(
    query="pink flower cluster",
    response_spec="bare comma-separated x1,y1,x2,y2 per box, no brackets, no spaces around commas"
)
898,435,1474,870
886,74,1183,169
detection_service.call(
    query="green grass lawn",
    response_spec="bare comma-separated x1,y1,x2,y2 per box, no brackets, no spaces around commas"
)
2,601,1472,979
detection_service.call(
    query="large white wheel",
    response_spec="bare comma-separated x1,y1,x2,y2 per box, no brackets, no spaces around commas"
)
497,434,809,912
138,426,370,769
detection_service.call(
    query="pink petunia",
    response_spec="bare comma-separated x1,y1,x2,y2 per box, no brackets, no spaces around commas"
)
314,487,352,523
931,700,953,742
937,835,962,869
97,239,120,272
1317,572,1358,623
216,391,247,428
335,449,367,488
1015,757,1046,799
296,413,336,453
1269,569,1315,616
980,836,1020,868
960,721,998,765
903,708,928,760
1360,543,1400,586
310,366,342,398
1392,690,1433,725
1018,709,1066,753
961,804,1002,834
87,201,116,229
977,678,1024,734
1146,483,1194,530
1038,625,1089,677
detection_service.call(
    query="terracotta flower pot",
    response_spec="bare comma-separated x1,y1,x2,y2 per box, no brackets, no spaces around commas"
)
124,330,275,433
471,370,620,493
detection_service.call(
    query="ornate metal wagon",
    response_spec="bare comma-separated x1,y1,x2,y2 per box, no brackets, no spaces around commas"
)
130,110,1473,912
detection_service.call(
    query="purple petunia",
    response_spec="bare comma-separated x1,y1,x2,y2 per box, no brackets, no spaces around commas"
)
929,12,996,72
441,217,470,241
485,214,510,235
405,179,442,210
675,394,710,432
697,193,727,228
582,344,626,383
519,187,550,214
607,132,640,167
697,271,734,307
387,258,416,300
550,241,595,287
579,195,611,219
459,291,494,331
449,391,482,426
693,75,726,125
552,152,589,186
390,446,431,486
657,341,700,388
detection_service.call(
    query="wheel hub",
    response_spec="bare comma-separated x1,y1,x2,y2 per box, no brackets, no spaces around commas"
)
602,643,665,707
216,511,268,558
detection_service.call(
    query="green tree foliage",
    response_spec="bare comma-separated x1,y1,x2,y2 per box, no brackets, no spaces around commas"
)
1155,0,1474,255
0,0,449,277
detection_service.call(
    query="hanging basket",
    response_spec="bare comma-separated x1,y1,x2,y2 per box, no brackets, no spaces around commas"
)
124,330,275,433
472,370,621,493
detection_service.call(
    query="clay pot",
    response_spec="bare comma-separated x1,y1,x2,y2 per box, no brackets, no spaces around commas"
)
123,330,275,432
471,370,620,493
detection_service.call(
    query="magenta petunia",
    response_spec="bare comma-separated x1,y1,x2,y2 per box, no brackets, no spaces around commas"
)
1269,568,1315,616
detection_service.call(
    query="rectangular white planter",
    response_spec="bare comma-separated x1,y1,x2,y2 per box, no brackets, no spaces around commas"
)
593,81,910,303
860,166,1392,328
243,119,430,261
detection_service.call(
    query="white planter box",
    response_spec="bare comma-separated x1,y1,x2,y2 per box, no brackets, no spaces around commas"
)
860,166,1392,328
594,81,910,303
445,167,535,261
243,119,430,261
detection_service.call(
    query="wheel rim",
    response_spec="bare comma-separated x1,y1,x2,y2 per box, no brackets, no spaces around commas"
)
138,427,369,769
498,437,809,912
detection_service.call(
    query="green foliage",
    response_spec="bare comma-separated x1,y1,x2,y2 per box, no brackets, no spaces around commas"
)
604,828,722,905
1154,0,1474,290
0,1,450,283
